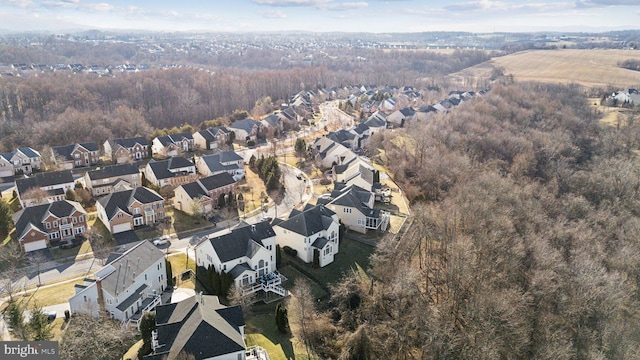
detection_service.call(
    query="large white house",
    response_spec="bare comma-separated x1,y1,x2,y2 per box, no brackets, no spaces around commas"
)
196,151,245,181
195,221,287,298
69,241,167,323
318,185,389,234
273,204,340,268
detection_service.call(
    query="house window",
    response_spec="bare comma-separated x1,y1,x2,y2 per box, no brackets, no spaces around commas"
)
49,233,59,240
79,216,84,222
324,247,332,256
45,222,51,229
343,208,352,214
134,208,140,215
145,274,147,281
72,217,77,224
75,154,80,159
117,213,123,218
53,221,58,227
358,218,364,225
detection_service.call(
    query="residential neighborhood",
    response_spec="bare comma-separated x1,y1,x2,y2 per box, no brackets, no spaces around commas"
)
0,83,420,360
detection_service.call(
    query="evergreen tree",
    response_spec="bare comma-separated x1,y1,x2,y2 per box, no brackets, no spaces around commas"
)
276,244,282,267
28,302,53,341
165,259,174,287
0,198,14,239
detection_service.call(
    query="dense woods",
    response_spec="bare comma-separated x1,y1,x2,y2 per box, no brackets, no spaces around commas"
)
303,83,640,359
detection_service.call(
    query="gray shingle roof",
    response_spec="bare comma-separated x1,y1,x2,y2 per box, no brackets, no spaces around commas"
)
110,137,148,148
178,173,236,199
276,204,336,237
97,187,163,220
230,118,260,133
14,200,86,240
204,221,274,263
52,142,99,161
87,163,139,181
98,241,164,298
320,185,379,219
147,157,194,180
155,132,193,147
200,152,242,174
16,170,74,195
148,295,245,360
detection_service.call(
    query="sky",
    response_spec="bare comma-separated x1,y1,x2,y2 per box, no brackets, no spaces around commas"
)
0,0,638,34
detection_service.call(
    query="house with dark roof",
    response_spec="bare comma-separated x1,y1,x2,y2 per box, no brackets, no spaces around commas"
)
312,137,357,170
84,163,141,197
143,157,196,188
196,151,245,181
103,137,150,164
51,142,100,169
13,200,87,252
193,126,230,150
317,185,389,234
327,129,358,150
69,240,166,323
386,107,416,128
195,221,286,298
260,113,284,133
96,187,165,234
229,118,262,142
16,170,75,208
173,173,237,216
145,294,260,360
151,132,194,158
364,111,388,134
273,204,340,267
1,147,42,175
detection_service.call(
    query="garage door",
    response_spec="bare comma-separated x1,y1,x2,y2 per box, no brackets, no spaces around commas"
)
112,222,132,233
24,240,47,252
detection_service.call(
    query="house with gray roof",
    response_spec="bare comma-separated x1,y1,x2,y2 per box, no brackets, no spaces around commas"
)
327,129,358,150
195,221,286,298
273,204,340,267
196,151,245,181
145,294,257,360
364,111,388,134
151,132,194,158
69,240,166,323
260,113,284,133
193,126,230,150
51,142,100,169
173,173,237,216
1,147,42,175
103,137,150,164
317,185,389,234
229,118,262,142
16,170,75,208
143,157,196,188
13,200,87,252
96,187,165,234
84,163,141,197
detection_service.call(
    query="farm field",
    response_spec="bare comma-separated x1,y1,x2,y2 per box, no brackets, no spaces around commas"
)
449,49,640,88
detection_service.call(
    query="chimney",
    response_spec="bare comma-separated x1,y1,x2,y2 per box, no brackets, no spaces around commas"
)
96,279,106,315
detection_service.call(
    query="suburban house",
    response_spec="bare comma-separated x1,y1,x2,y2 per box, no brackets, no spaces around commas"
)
13,200,87,252
272,204,340,268
229,118,262,142
386,107,416,128
381,98,397,112
195,221,287,298
51,142,100,169
96,187,165,234
364,112,388,134
312,137,357,170
104,137,150,164
69,241,166,323
1,147,42,175
151,132,194,158
84,163,141,197
260,113,284,134
16,170,76,207
327,129,359,150
145,294,263,360
172,173,237,216
143,157,196,188
193,126,231,150
318,185,389,234
196,151,245,181
0,155,14,179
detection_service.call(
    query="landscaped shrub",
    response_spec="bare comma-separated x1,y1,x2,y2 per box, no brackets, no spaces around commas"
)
283,246,297,257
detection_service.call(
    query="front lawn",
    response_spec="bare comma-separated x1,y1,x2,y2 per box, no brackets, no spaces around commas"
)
26,279,85,307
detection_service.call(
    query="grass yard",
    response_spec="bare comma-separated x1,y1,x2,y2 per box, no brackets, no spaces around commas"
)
282,237,375,290
25,279,85,307
167,253,196,274
449,49,640,88
245,312,309,360
237,168,267,214
170,207,209,234
278,266,328,300
50,318,69,342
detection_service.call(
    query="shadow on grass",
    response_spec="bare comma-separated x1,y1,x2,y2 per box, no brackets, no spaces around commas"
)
246,312,296,360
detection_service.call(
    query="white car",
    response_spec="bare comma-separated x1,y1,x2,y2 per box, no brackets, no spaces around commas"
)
153,235,171,246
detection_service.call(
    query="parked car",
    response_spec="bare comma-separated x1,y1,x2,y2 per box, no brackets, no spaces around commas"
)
153,235,171,246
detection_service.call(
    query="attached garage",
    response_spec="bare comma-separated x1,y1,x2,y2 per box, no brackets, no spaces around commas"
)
112,222,133,233
23,240,48,252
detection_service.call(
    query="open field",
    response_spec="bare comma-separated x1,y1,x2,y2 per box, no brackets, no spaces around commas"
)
449,49,640,88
